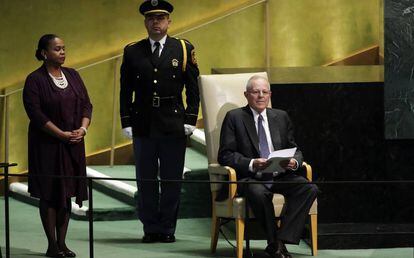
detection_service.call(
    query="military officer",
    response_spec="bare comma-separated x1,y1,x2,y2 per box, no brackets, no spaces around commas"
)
119,0,200,243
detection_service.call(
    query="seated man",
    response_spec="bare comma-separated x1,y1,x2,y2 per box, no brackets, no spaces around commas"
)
217,75,318,258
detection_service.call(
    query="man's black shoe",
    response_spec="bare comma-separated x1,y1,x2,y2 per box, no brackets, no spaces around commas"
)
277,240,292,258
265,243,286,258
159,234,176,243
142,233,159,243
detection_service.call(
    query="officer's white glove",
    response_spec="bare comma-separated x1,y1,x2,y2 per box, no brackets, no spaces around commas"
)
184,124,196,136
122,127,133,139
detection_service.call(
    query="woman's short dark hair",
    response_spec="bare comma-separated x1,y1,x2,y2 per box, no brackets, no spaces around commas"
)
35,34,59,61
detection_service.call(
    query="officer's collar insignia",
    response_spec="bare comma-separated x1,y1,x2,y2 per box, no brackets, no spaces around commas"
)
172,59,179,67
151,0,158,7
191,50,198,66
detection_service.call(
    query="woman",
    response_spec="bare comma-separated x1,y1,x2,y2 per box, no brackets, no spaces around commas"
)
23,34,92,258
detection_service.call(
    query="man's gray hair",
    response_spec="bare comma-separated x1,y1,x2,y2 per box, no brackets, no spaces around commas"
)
245,75,270,91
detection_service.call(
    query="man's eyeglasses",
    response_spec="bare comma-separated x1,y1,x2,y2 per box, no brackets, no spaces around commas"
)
247,90,271,96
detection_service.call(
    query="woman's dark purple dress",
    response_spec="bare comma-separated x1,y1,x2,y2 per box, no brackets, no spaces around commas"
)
23,65,92,208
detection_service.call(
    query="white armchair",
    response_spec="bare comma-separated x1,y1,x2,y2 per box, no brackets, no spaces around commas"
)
198,72,318,258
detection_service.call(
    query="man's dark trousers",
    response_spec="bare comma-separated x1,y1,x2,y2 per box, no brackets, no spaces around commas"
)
133,136,186,235
240,173,318,244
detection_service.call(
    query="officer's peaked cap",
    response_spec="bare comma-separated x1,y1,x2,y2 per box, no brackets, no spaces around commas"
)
139,0,174,15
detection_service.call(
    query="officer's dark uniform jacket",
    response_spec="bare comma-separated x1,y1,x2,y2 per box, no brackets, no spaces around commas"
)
120,36,199,137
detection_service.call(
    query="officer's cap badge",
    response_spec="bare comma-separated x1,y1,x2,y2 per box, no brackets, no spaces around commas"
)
139,0,173,15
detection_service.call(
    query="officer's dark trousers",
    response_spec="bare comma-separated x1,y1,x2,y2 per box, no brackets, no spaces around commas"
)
240,173,318,245
133,136,186,235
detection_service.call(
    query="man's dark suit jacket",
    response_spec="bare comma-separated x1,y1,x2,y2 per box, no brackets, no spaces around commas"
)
218,105,303,180
120,36,199,137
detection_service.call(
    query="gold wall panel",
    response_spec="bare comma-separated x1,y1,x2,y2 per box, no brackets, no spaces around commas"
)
379,0,384,56
270,0,381,66
0,93,5,163
213,65,384,83
5,88,28,173
0,0,253,90
181,5,266,75
0,0,382,89
0,0,383,172
76,61,124,155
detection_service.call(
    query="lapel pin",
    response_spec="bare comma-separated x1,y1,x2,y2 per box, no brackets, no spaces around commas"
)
172,59,179,67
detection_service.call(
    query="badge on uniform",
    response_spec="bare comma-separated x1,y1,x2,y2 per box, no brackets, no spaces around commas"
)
191,49,198,66
151,0,158,6
172,59,179,67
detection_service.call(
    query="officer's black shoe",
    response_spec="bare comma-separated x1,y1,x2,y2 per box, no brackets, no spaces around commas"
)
62,248,76,257
142,233,159,243
45,250,65,258
159,234,175,243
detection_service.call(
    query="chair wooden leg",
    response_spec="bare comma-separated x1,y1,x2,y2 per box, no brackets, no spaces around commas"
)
310,214,318,256
235,218,245,258
211,215,220,253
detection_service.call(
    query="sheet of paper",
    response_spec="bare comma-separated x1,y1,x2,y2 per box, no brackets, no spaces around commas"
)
260,147,297,173
267,147,297,159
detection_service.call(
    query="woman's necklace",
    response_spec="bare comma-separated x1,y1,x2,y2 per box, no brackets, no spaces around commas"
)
49,71,68,89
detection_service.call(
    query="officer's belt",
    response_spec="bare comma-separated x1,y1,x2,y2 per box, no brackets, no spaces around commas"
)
152,96,176,108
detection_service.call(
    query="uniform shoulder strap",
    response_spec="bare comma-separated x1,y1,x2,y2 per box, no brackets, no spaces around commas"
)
179,39,187,72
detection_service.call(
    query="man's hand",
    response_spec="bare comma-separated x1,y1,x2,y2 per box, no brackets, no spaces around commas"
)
122,127,133,139
253,158,270,171
184,124,196,135
279,158,298,170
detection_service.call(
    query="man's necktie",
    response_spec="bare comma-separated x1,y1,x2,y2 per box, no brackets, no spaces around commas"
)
258,115,270,158
153,41,160,58
258,114,273,187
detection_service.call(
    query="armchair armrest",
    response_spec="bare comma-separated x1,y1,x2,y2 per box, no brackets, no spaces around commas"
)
208,163,238,200
302,162,313,182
